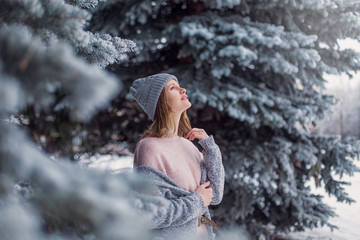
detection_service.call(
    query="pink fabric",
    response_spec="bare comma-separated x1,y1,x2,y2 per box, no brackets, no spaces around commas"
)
134,136,203,192
134,136,208,235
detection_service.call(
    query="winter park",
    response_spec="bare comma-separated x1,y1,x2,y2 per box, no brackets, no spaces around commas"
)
1,1,360,240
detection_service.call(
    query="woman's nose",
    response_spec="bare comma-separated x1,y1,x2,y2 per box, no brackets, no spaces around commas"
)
180,88,186,94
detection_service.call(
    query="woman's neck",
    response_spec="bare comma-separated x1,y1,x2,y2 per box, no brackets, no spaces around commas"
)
164,112,181,137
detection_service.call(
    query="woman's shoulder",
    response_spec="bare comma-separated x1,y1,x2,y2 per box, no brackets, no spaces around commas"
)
136,137,161,150
178,137,198,148
179,138,202,156
134,137,161,163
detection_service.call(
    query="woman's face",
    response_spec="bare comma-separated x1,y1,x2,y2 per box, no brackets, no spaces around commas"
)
164,79,191,114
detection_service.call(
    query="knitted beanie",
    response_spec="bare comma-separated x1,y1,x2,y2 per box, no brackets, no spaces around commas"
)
130,73,178,121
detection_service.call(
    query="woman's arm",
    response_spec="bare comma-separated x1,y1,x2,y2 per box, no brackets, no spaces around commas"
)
134,166,207,229
198,135,225,205
149,189,207,229
186,129,225,205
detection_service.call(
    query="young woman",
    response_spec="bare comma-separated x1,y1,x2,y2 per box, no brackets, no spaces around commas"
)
130,73,225,240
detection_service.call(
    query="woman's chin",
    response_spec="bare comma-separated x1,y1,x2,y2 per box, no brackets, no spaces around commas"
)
176,101,191,112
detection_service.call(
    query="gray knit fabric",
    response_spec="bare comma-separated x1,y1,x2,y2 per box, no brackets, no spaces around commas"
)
130,73,178,121
133,136,225,240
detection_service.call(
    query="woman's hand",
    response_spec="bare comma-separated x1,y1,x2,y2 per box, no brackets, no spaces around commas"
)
186,128,209,141
195,181,213,207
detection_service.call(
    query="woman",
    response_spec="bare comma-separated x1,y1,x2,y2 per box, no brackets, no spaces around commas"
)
130,73,225,240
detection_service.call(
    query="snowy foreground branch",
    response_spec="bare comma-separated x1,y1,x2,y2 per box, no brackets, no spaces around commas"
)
0,121,148,239
1,0,136,68
0,24,121,121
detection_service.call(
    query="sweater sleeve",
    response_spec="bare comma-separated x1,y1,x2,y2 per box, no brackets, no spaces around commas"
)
149,188,207,229
199,135,225,205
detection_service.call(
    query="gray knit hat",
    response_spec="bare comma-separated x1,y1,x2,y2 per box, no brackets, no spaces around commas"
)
130,73,178,121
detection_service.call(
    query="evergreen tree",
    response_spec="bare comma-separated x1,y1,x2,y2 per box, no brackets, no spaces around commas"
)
87,0,360,237
1,0,137,158
0,1,151,239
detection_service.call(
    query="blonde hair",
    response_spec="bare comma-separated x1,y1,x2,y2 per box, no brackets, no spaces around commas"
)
143,87,192,138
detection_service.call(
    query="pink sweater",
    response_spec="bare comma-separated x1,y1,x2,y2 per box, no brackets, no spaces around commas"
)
133,136,203,193
134,135,224,237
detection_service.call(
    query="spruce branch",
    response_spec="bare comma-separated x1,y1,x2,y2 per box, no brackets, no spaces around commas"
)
0,24,120,121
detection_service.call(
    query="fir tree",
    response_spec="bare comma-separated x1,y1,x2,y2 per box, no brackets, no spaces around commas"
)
87,0,360,237
0,1,151,239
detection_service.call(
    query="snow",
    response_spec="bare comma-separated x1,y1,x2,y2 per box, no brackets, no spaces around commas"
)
288,159,360,240
79,154,133,174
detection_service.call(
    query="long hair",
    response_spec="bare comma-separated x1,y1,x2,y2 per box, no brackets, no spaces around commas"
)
143,88,192,138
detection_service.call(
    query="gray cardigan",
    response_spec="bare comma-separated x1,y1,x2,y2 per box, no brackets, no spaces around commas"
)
134,136,225,240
